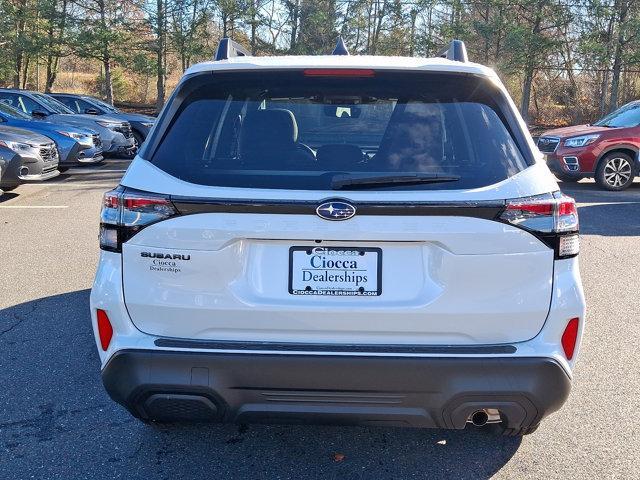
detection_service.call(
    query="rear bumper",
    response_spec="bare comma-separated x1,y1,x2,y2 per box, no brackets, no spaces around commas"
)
102,349,571,430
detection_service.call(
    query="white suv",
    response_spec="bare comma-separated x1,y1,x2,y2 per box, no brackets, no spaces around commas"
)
90,39,585,435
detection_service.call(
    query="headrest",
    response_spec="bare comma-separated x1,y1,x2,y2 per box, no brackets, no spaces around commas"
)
316,144,364,168
240,109,298,157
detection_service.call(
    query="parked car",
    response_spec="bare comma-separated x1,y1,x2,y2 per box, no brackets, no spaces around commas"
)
0,101,103,171
0,126,59,181
0,145,23,193
49,93,155,147
91,38,585,436
0,89,136,157
538,100,640,190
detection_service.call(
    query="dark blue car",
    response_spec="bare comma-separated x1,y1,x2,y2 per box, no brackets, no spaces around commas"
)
0,101,103,169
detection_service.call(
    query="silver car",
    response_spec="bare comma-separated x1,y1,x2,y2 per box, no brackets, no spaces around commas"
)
0,145,23,193
0,126,59,181
0,89,136,157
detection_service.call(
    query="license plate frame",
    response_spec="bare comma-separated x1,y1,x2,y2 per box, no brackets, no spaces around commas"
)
288,246,382,296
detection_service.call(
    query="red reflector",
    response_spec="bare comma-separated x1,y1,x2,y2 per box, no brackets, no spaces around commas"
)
303,69,375,77
96,309,113,351
506,202,553,215
561,318,579,360
558,197,577,216
103,192,120,209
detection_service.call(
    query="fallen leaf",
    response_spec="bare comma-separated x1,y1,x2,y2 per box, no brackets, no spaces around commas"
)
333,453,346,462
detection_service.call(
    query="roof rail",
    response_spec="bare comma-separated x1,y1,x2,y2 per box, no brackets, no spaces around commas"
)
332,37,350,56
438,39,468,63
215,37,250,61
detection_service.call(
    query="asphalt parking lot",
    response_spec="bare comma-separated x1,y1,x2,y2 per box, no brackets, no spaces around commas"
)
1,162,639,479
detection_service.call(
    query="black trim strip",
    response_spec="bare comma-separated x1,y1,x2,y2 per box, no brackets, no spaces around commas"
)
170,196,505,220
154,338,517,354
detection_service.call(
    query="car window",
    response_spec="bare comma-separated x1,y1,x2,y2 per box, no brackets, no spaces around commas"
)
0,93,41,115
32,93,74,114
149,71,531,191
0,101,32,120
0,94,20,111
55,96,81,113
88,97,118,113
75,98,99,113
594,102,640,128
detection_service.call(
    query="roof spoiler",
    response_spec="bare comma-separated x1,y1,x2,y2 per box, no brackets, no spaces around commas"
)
215,37,250,61
438,40,468,62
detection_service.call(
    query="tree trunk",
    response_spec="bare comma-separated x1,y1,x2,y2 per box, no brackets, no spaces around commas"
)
156,0,166,113
409,9,417,56
14,0,28,88
21,56,30,89
609,45,623,111
598,8,617,115
371,0,386,54
520,7,543,122
483,5,490,64
103,54,113,104
609,2,629,111
250,0,257,54
290,0,300,52
222,12,229,37
45,0,67,92
521,65,535,122
97,0,113,103
14,54,23,89
45,56,59,92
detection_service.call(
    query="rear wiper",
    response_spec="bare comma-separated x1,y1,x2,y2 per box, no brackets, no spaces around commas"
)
331,173,461,190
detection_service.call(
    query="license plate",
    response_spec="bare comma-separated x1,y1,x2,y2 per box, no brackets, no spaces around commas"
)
288,246,382,296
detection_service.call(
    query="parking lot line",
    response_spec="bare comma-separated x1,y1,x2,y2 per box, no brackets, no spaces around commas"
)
0,205,69,209
66,168,127,174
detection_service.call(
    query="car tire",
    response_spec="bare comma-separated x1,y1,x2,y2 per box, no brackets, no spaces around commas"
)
129,131,144,158
554,173,580,183
132,130,144,147
58,167,69,173
595,152,637,191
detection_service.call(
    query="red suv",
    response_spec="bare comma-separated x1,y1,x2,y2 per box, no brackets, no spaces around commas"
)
538,101,640,190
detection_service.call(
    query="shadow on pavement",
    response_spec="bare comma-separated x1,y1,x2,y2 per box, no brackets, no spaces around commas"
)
0,289,522,480
560,182,640,236
0,192,19,202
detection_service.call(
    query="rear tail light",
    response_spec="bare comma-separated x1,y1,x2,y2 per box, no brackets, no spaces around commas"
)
561,317,580,360
499,193,579,258
99,187,177,252
96,309,113,351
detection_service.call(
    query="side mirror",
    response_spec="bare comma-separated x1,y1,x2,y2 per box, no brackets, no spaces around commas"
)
31,110,48,118
84,108,100,115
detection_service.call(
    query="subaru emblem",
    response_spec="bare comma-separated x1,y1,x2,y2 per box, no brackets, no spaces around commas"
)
316,200,356,221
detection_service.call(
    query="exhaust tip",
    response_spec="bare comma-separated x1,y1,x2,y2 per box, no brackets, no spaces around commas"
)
467,408,501,427
470,410,489,426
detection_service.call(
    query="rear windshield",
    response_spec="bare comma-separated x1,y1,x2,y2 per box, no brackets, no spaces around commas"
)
149,70,531,190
